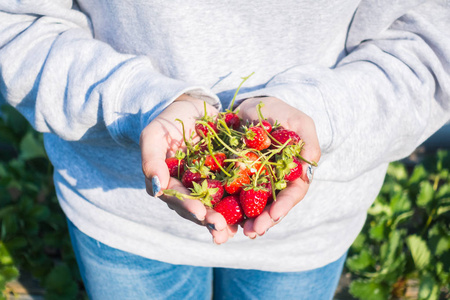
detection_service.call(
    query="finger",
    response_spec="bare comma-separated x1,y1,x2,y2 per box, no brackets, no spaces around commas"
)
159,177,208,223
289,115,321,183
140,122,173,196
268,178,309,223
242,218,257,239
251,205,274,236
205,209,229,244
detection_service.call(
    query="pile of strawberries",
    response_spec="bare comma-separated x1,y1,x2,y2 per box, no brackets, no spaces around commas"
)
163,75,316,225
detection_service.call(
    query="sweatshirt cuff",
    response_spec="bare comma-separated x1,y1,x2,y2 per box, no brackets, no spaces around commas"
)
102,59,221,147
234,80,333,152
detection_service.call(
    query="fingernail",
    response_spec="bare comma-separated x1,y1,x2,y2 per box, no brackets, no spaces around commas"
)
248,233,257,239
306,165,315,184
271,215,284,224
191,213,205,222
207,223,217,231
151,175,161,196
213,237,221,245
256,231,266,237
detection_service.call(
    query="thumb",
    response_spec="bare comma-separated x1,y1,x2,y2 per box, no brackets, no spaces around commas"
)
140,124,170,196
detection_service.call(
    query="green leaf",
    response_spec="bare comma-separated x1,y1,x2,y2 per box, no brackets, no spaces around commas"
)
351,233,367,252
19,131,46,160
4,237,27,250
349,280,390,300
383,230,403,267
368,198,391,217
418,274,440,300
369,218,387,242
387,162,408,182
0,266,19,282
44,264,78,297
346,249,375,272
417,181,434,208
428,225,450,256
407,235,431,270
408,164,428,186
389,191,411,214
29,205,51,221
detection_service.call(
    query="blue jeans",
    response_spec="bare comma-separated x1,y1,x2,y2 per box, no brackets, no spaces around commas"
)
67,219,346,300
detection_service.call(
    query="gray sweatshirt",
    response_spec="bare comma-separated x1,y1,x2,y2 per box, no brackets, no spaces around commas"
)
1,0,449,272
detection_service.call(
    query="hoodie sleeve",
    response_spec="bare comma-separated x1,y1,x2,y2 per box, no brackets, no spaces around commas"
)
235,0,450,181
0,1,221,146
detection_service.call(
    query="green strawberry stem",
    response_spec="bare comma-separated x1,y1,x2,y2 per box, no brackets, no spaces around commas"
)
197,120,242,157
268,170,277,202
229,72,255,112
216,118,232,136
175,118,194,153
297,154,318,167
203,101,207,119
253,138,292,187
206,137,231,177
256,101,283,146
162,189,214,208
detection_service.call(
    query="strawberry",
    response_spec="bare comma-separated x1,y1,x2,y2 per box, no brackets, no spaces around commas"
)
239,186,269,218
241,151,266,176
251,119,272,133
190,179,224,207
271,129,301,146
260,120,272,133
195,121,218,138
276,156,303,182
243,126,271,150
224,113,241,130
165,150,186,178
224,168,251,194
214,195,244,225
181,169,203,189
204,152,227,172
284,157,303,181
181,163,211,189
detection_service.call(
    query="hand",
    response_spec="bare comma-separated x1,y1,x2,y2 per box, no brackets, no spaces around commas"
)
140,94,237,244
235,97,321,238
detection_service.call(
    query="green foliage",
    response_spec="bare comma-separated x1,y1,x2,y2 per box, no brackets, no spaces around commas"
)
0,105,85,299
347,151,450,299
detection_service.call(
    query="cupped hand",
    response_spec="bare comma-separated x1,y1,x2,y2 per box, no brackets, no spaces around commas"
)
235,97,321,238
140,94,237,244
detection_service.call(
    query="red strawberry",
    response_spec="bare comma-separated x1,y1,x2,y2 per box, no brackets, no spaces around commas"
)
191,179,224,207
204,152,227,172
182,169,203,189
243,126,271,150
214,195,244,225
224,168,251,194
195,121,218,138
165,157,185,178
284,157,303,181
204,179,225,206
276,156,303,182
252,119,272,133
165,150,186,178
271,129,301,146
260,120,272,133
239,186,269,218
240,151,266,176
224,113,241,130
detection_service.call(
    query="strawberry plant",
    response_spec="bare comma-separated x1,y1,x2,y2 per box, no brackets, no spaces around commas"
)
346,150,450,300
162,74,318,225
0,104,86,299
